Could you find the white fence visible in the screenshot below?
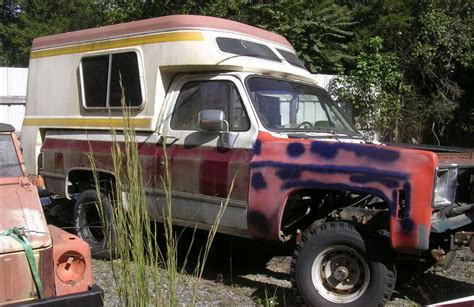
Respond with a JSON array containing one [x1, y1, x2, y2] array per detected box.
[[0, 67, 28, 133]]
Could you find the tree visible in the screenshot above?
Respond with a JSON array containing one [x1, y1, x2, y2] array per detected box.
[[332, 37, 413, 141], [241, 0, 355, 73], [410, 5, 473, 145], [0, 0, 101, 66], [337, 0, 473, 145]]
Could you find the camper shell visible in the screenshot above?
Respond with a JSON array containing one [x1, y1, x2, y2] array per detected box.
[[22, 15, 473, 306]]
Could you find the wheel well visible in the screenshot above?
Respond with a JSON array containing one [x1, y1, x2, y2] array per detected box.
[[280, 189, 389, 238], [67, 169, 116, 195]]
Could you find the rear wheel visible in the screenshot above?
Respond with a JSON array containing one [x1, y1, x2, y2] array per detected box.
[[73, 189, 116, 259], [291, 222, 395, 306]]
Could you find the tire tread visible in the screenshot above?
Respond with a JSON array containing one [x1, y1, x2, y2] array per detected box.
[[290, 222, 395, 306]]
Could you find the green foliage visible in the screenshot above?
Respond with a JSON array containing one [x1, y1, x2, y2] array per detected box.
[[241, 0, 354, 73], [95, 0, 247, 24], [410, 6, 472, 143], [334, 37, 410, 140], [340, 0, 416, 56], [338, 0, 473, 145], [254, 286, 279, 307], [0, 0, 100, 66]]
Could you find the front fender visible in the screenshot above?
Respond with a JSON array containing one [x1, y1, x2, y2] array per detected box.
[[247, 132, 437, 252]]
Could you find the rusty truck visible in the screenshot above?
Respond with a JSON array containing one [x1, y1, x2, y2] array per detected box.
[[0, 123, 103, 305], [21, 15, 473, 306]]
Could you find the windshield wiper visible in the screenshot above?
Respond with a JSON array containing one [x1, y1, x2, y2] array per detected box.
[[287, 131, 366, 141]]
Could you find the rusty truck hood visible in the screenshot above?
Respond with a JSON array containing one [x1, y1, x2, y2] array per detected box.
[[436, 150, 474, 168], [0, 177, 51, 253], [387, 143, 474, 168]]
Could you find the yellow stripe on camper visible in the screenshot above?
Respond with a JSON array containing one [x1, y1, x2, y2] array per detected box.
[[22, 117, 152, 129], [30, 31, 205, 59]]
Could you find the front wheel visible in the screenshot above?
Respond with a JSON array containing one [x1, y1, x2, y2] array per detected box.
[[291, 222, 395, 306], [73, 189, 116, 259]]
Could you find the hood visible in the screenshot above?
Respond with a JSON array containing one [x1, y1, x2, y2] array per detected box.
[[387, 143, 474, 168], [0, 177, 51, 254]]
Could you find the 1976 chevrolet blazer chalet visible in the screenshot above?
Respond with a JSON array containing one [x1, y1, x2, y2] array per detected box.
[[21, 15, 473, 306]]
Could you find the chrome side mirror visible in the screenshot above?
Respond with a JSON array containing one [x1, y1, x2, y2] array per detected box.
[[198, 109, 228, 132], [198, 109, 238, 149]]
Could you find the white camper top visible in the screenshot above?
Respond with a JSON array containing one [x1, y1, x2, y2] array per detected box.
[[24, 15, 314, 131]]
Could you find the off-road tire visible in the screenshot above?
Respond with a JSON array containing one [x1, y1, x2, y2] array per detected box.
[[73, 189, 116, 259], [291, 222, 395, 306]]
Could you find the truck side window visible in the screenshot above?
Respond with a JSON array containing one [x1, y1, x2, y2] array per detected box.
[[171, 81, 250, 131], [0, 135, 23, 177], [81, 55, 109, 108], [81, 52, 142, 108]]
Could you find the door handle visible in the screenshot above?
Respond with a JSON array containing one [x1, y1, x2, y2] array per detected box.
[[156, 135, 178, 146]]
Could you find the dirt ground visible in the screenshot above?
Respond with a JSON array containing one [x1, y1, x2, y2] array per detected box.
[[92, 230, 474, 306]]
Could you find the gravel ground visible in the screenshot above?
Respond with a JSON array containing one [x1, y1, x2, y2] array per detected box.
[[93, 232, 474, 306]]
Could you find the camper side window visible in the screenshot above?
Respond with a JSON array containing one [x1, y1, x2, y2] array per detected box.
[[81, 52, 143, 109], [171, 81, 250, 131]]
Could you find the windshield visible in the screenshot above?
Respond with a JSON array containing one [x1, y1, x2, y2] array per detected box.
[[0, 134, 23, 177], [246, 77, 356, 134]]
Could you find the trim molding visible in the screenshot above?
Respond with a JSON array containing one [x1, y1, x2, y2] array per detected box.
[[30, 31, 204, 59], [23, 117, 152, 129], [144, 187, 248, 209]]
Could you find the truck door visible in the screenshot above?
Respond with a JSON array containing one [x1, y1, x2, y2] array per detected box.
[[161, 75, 257, 235]]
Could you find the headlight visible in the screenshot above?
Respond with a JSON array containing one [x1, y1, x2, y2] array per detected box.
[[433, 166, 458, 208], [56, 251, 86, 284]]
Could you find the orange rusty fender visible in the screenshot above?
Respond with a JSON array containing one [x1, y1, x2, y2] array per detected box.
[[48, 225, 94, 296]]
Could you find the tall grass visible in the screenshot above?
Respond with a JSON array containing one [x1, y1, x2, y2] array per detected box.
[[88, 84, 232, 306], [89, 104, 161, 306]]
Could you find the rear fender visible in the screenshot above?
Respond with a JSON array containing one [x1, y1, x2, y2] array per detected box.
[[48, 225, 94, 296]]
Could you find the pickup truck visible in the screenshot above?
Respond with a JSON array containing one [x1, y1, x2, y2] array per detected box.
[[0, 123, 103, 306], [20, 15, 473, 306]]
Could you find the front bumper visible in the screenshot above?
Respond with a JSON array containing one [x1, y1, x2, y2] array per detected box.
[[431, 210, 474, 233], [8, 284, 103, 307]]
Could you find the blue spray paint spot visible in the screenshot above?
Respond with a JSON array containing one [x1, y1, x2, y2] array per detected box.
[[248, 211, 270, 235], [251, 160, 408, 180], [310, 141, 400, 162], [253, 139, 262, 155], [350, 175, 399, 189], [311, 141, 338, 159], [251, 172, 267, 190], [287, 142, 305, 157], [400, 218, 415, 233], [402, 182, 412, 216], [276, 168, 301, 180], [353, 145, 400, 162], [391, 190, 399, 216]]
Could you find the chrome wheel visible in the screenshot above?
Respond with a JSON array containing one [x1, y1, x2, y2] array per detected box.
[[311, 245, 370, 303]]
